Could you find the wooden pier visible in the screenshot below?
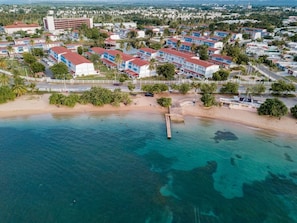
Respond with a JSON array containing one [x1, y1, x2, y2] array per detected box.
[[165, 114, 172, 139]]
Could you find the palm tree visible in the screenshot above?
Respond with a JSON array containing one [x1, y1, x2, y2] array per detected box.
[[148, 58, 156, 76], [0, 74, 9, 86], [115, 53, 122, 70], [176, 40, 181, 51], [191, 82, 200, 93], [125, 42, 132, 52], [0, 58, 7, 69], [6, 45, 14, 58], [45, 35, 51, 44], [30, 39, 35, 55], [12, 84, 27, 97], [191, 43, 197, 54], [119, 41, 125, 50], [28, 82, 38, 93]]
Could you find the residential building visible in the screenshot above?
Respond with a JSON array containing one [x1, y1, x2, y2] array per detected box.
[[207, 47, 221, 56], [157, 48, 219, 78], [43, 16, 93, 32], [192, 31, 201, 37], [89, 47, 107, 57], [166, 38, 195, 52], [137, 48, 157, 60], [182, 36, 223, 48], [49, 46, 95, 76], [183, 58, 220, 79], [0, 48, 8, 56], [157, 48, 193, 68], [0, 41, 12, 48], [4, 21, 41, 35], [213, 30, 230, 38], [65, 44, 83, 53], [12, 44, 30, 54], [208, 54, 233, 68], [101, 49, 134, 70], [241, 27, 267, 40], [100, 49, 154, 78], [231, 33, 243, 41], [125, 58, 154, 78]]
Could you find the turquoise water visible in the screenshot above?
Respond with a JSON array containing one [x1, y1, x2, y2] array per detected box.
[[0, 112, 296, 223]]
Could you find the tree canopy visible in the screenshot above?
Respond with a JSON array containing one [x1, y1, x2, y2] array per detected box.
[[201, 93, 216, 107], [50, 63, 71, 80], [178, 83, 191, 94], [0, 86, 15, 104], [291, 105, 297, 119], [142, 83, 168, 93], [220, 82, 239, 94], [31, 62, 45, 74], [157, 97, 172, 107], [212, 70, 230, 81], [270, 80, 296, 96], [23, 52, 37, 64], [258, 98, 288, 118], [199, 83, 217, 107], [156, 63, 175, 80]]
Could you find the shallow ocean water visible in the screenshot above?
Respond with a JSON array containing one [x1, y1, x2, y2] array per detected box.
[[0, 112, 296, 223]]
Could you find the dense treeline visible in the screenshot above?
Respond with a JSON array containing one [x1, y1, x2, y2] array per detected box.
[[49, 87, 131, 107], [0, 6, 49, 26]]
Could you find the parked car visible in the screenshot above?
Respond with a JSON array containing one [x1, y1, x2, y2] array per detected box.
[[145, 92, 154, 97]]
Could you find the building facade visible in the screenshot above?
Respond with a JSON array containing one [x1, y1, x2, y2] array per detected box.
[[157, 48, 219, 78], [49, 46, 95, 76], [43, 16, 93, 32], [4, 21, 41, 35]]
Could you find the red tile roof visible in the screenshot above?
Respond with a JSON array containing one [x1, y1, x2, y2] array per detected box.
[[182, 42, 192, 47], [159, 48, 193, 59], [5, 22, 40, 29], [104, 38, 116, 44], [107, 50, 134, 61], [51, 46, 71, 54], [211, 54, 233, 61], [125, 69, 139, 77], [131, 58, 149, 67], [186, 58, 215, 68], [101, 58, 116, 67], [207, 59, 230, 67], [62, 52, 92, 65], [139, 48, 157, 54], [168, 38, 179, 42], [208, 47, 219, 52], [90, 47, 106, 55]]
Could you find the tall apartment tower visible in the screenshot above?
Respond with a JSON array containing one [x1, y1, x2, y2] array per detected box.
[[43, 16, 93, 32]]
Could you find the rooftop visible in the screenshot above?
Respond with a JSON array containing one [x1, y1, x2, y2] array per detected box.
[[186, 58, 215, 68], [62, 52, 92, 65]]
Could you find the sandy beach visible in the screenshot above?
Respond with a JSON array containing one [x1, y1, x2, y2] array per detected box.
[[0, 93, 296, 135]]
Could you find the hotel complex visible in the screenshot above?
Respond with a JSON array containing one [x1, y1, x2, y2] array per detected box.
[[43, 16, 93, 32]]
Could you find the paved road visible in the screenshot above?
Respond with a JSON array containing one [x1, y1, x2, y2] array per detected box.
[[256, 65, 283, 81]]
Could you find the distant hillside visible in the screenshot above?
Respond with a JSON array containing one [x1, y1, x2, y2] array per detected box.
[[1, 0, 297, 6]]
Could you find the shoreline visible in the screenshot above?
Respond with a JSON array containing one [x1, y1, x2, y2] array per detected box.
[[0, 94, 296, 136]]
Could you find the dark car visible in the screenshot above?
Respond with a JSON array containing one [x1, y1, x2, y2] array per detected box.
[[145, 92, 154, 97]]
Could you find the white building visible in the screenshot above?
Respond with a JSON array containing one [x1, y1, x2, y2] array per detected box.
[[137, 48, 157, 60], [4, 21, 41, 35], [126, 58, 154, 78], [49, 46, 95, 76], [183, 58, 220, 79], [157, 48, 219, 78]]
